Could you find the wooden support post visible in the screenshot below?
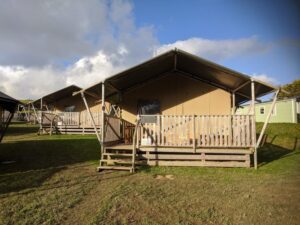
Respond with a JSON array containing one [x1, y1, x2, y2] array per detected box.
[[193, 115, 196, 153], [251, 79, 257, 169], [101, 83, 105, 153], [256, 90, 279, 148], [231, 92, 236, 115], [81, 92, 101, 143], [31, 102, 42, 131]]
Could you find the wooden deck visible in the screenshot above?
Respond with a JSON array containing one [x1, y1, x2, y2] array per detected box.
[[37, 112, 255, 169], [100, 144, 252, 169]]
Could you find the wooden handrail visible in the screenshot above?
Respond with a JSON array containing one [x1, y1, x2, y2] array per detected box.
[[131, 118, 141, 173], [139, 114, 254, 148]]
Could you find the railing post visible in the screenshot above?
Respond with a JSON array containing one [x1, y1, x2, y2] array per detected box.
[[101, 83, 105, 153], [193, 115, 196, 153], [131, 119, 140, 173], [251, 79, 257, 169], [136, 115, 140, 148]]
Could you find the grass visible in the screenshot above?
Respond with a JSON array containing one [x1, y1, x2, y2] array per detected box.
[[0, 122, 299, 225]]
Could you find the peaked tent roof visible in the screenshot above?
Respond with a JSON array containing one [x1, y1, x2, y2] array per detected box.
[[77, 49, 279, 104], [0, 91, 19, 112], [31, 85, 82, 107]]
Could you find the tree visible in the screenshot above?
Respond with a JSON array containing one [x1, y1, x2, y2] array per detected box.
[[278, 79, 300, 99]]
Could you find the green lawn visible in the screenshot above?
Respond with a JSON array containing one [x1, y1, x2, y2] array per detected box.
[[0, 122, 299, 225]]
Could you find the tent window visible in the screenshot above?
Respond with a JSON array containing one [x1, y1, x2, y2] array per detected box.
[[64, 105, 75, 112], [260, 107, 265, 115], [137, 100, 160, 124], [137, 100, 160, 115]]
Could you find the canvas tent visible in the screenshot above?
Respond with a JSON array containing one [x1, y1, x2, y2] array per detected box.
[[28, 85, 104, 134], [75, 49, 282, 171]]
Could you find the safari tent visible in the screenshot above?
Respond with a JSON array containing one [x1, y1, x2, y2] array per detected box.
[[0, 91, 19, 142], [75, 49, 282, 172], [29, 85, 103, 134]]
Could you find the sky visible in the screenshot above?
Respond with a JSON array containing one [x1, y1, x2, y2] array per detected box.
[[0, 0, 299, 99]]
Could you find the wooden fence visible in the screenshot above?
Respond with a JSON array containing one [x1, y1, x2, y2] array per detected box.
[[39, 111, 122, 142], [40, 111, 102, 127], [138, 115, 255, 148]]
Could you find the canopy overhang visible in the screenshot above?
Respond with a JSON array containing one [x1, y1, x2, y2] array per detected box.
[[0, 91, 19, 113], [31, 85, 82, 108], [77, 49, 280, 104]]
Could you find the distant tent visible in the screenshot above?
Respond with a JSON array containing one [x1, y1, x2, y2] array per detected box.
[[0, 91, 19, 142]]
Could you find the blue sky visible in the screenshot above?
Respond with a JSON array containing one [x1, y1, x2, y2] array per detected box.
[[0, 0, 299, 99], [134, 0, 300, 84]]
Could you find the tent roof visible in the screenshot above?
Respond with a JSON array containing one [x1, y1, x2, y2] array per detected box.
[[79, 49, 279, 104], [0, 91, 19, 112], [31, 85, 81, 107]]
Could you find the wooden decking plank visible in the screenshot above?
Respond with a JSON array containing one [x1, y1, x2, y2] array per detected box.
[[147, 160, 249, 167], [97, 166, 132, 171]]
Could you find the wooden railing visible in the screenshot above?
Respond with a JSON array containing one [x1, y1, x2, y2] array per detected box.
[[39, 111, 102, 127], [39, 111, 123, 142], [137, 115, 255, 148]]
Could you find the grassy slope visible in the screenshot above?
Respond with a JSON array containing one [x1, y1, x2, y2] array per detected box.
[[0, 122, 299, 225]]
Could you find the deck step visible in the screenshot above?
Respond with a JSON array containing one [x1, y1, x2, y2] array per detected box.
[[105, 148, 133, 151], [97, 166, 133, 171], [105, 145, 133, 150], [99, 145, 136, 173], [103, 153, 133, 157], [100, 159, 132, 164], [100, 159, 144, 165]]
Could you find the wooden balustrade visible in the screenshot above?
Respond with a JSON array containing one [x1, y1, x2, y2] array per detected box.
[[138, 114, 255, 148], [40, 111, 102, 127]]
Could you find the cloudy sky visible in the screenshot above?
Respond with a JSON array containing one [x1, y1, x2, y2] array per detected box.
[[0, 0, 299, 99]]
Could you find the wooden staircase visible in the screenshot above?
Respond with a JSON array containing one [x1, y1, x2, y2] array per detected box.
[[97, 145, 136, 172], [97, 119, 140, 173]]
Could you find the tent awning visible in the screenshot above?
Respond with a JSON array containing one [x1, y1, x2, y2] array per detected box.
[[78, 49, 279, 104], [31, 85, 82, 108], [0, 91, 19, 112]]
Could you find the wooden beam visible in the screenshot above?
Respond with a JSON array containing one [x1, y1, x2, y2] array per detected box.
[[256, 90, 279, 148], [80, 92, 101, 143], [106, 81, 121, 93], [175, 69, 232, 92], [251, 79, 257, 169], [233, 80, 251, 92], [73, 89, 100, 99], [232, 92, 236, 114], [193, 115, 196, 153], [101, 83, 105, 145], [30, 102, 40, 124], [111, 70, 173, 96]]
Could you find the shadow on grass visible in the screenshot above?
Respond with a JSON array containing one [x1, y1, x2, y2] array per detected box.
[[258, 135, 299, 168], [0, 138, 99, 194], [5, 122, 39, 137]]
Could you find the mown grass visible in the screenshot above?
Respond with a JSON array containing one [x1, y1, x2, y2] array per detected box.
[[0, 122, 299, 225]]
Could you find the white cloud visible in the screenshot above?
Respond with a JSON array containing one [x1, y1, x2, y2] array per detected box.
[[0, 0, 109, 66], [252, 73, 277, 85], [0, 0, 158, 99], [0, 0, 270, 100], [155, 37, 268, 61], [0, 65, 65, 99]]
